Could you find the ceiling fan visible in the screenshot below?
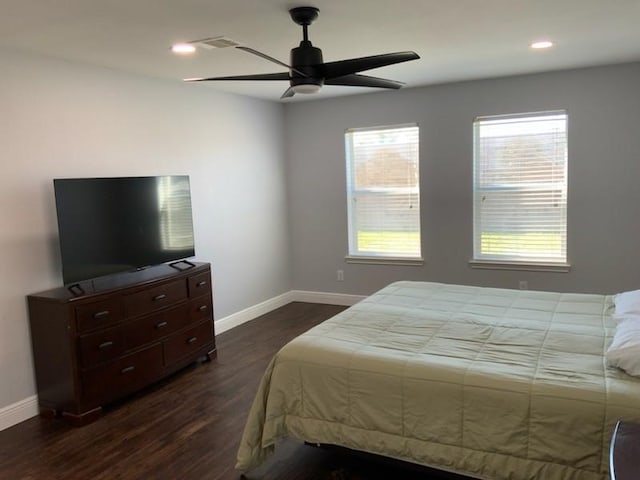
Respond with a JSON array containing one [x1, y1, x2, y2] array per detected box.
[[185, 6, 420, 99]]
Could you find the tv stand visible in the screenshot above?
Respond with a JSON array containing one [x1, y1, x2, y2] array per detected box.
[[169, 259, 196, 270], [27, 262, 215, 425], [67, 283, 85, 296]]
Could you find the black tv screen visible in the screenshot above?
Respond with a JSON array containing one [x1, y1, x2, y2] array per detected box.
[[54, 175, 195, 285]]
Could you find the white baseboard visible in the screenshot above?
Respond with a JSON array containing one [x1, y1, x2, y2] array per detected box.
[[2, 289, 363, 431], [214, 291, 295, 334], [213, 290, 364, 334], [289, 290, 366, 306], [0, 395, 38, 432]]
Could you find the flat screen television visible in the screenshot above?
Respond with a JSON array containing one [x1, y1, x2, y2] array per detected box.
[[53, 175, 195, 285]]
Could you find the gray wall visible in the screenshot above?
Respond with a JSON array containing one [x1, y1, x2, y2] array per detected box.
[[3, 47, 640, 417], [0, 48, 290, 410], [284, 63, 640, 296]]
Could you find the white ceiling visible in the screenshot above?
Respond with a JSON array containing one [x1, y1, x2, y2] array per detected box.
[[2, 1, 640, 102]]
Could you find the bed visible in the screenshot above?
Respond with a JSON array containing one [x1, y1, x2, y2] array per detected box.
[[235, 281, 640, 479]]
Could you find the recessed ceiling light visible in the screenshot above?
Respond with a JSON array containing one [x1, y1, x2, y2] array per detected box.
[[530, 41, 554, 50], [171, 43, 196, 54]]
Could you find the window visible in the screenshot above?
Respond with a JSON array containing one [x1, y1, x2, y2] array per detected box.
[[345, 124, 421, 263], [472, 111, 568, 269]]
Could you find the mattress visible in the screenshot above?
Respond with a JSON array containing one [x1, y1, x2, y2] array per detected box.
[[236, 281, 640, 479]]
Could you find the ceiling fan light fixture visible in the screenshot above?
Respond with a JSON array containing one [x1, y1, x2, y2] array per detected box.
[[291, 83, 321, 94]]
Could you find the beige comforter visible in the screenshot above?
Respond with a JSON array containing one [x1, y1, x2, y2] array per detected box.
[[236, 281, 640, 479]]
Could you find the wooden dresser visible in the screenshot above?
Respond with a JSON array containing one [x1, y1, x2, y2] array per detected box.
[[27, 261, 215, 425]]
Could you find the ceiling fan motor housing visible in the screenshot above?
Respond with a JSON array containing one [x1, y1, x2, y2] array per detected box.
[[290, 41, 324, 88]]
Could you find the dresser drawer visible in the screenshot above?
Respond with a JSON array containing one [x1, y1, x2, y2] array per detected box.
[[124, 279, 188, 318], [124, 303, 190, 351], [78, 326, 126, 368], [82, 343, 164, 405], [188, 271, 211, 298], [75, 298, 123, 333], [163, 320, 213, 365], [188, 294, 213, 323]]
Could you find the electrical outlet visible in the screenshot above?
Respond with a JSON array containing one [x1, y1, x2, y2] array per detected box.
[[518, 280, 528, 290], [337, 269, 344, 281]]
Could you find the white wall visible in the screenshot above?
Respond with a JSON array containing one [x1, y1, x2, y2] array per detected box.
[[0, 48, 291, 411], [284, 62, 640, 296]]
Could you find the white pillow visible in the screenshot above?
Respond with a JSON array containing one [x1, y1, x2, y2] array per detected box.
[[607, 317, 640, 377], [614, 289, 640, 316]]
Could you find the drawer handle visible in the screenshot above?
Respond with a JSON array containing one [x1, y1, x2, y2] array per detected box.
[[198, 305, 208, 312], [152, 294, 167, 302], [120, 366, 135, 374], [93, 310, 110, 319], [186, 336, 198, 345], [98, 341, 114, 350], [155, 321, 168, 329], [196, 281, 207, 288]]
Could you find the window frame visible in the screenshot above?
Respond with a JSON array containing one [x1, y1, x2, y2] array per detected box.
[[344, 123, 423, 265], [470, 110, 570, 272]]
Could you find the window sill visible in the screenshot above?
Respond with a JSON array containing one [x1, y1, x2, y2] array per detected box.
[[469, 260, 571, 273], [345, 255, 424, 266]]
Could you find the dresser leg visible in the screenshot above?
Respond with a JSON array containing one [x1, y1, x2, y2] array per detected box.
[[62, 407, 103, 426], [38, 407, 58, 420], [205, 347, 217, 362]]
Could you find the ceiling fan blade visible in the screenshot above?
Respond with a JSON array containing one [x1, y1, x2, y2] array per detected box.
[[321, 51, 419, 79], [236, 46, 308, 78], [324, 74, 404, 89], [281, 87, 296, 99], [184, 72, 290, 82]]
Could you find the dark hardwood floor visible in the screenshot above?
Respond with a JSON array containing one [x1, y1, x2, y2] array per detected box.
[[0, 302, 471, 480]]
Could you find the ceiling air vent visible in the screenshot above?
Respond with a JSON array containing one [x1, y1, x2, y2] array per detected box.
[[194, 36, 241, 50]]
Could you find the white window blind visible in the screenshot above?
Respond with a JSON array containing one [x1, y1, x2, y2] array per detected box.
[[345, 124, 421, 259], [473, 111, 568, 264]]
